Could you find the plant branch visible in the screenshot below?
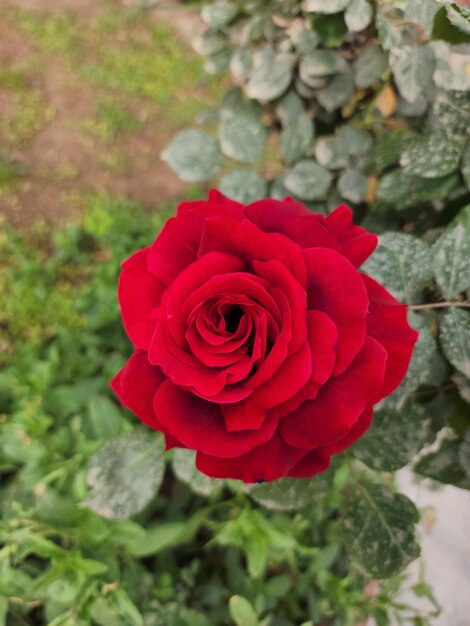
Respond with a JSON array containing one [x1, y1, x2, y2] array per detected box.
[[408, 301, 470, 311]]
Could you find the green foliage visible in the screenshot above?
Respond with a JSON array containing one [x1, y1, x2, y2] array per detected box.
[[0, 195, 438, 625]]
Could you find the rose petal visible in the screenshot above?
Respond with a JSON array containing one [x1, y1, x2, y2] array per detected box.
[[362, 274, 419, 401], [110, 350, 165, 430], [304, 247, 368, 375], [280, 336, 387, 449], [118, 248, 166, 350], [195, 432, 306, 482], [324, 405, 374, 455], [154, 380, 277, 458], [323, 205, 378, 268], [307, 310, 338, 393], [286, 449, 331, 478]]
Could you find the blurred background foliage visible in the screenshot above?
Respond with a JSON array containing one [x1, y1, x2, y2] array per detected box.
[[1, 0, 469, 624]]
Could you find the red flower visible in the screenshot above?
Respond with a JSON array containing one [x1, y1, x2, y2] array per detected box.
[[111, 191, 417, 483]]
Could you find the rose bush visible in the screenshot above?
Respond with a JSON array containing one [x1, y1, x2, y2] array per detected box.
[[112, 190, 417, 482]]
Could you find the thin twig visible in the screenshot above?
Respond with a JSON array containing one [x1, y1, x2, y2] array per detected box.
[[408, 301, 470, 311]]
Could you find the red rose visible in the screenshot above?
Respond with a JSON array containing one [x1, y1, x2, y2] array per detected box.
[[111, 191, 417, 483]]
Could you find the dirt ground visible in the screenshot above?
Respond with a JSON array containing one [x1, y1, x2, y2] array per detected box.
[[0, 0, 214, 230]]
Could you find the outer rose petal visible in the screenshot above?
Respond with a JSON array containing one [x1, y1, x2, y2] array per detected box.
[[362, 274, 419, 401], [280, 337, 387, 449], [244, 198, 310, 234], [195, 433, 306, 483], [118, 248, 166, 350], [304, 247, 368, 375], [324, 405, 374, 455], [286, 449, 331, 479], [110, 350, 165, 430], [154, 380, 278, 458], [323, 205, 378, 268]]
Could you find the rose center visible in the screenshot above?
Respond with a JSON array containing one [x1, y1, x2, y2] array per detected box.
[[224, 305, 244, 333]]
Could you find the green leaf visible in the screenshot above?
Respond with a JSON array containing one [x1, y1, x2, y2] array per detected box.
[[376, 7, 403, 49], [405, 0, 439, 37], [345, 0, 373, 32], [290, 25, 321, 54], [388, 313, 438, 406], [338, 169, 368, 203], [230, 48, 252, 83], [229, 595, 258, 626], [344, 484, 420, 579], [127, 512, 204, 557], [162, 130, 223, 182], [377, 169, 460, 208], [83, 432, 165, 520], [245, 51, 295, 102], [284, 160, 332, 200], [461, 141, 470, 188], [353, 402, 429, 471], [299, 50, 348, 85], [219, 170, 267, 203], [445, 2, 470, 35], [354, 45, 387, 88], [433, 224, 470, 299], [390, 45, 434, 103], [364, 130, 414, 174], [87, 396, 125, 439], [433, 41, 470, 91], [400, 132, 464, 178], [280, 112, 314, 164], [201, 1, 237, 29], [434, 90, 470, 139], [414, 438, 470, 489], [339, 125, 373, 156], [459, 430, 470, 478], [317, 72, 354, 112], [315, 134, 349, 170], [0, 596, 7, 626], [247, 473, 331, 512], [362, 233, 433, 303], [432, 6, 470, 44], [440, 308, 470, 378], [172, 449, 222, 497], [219, 111, 266, 163], [303, 0, 351, 13], [313, 13, 348, 47]]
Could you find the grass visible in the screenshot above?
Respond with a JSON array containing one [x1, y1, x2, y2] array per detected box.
[[0, 151, 27, 189]]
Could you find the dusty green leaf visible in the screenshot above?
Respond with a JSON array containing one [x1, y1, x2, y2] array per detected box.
[[433, 224, 470, 299], [414, 438, 470, 489], [345, 0, 373, 32], [445, 2, 470, 35], [377, 169, 460, 207], [353, 402, 429, 471], [315, 135, 349, 170], [362, 233, 433, 302], [280, 112, 314, 164], [434, 90, 470, 139], [299, 50, 348, 86], [461, 141, 470, 188], [303, 0, 351, 13], [364, 130, 414, 174], [162, 130, 223, 182], [247, 474, 331, 512], [440, 308, 470, 378], [338, 168, 368, 203], [245, 51, 294, 102], [354, 45, 387, 88], [345, 484, 420, 579], [172, 449, 222, 497], [201, 1, 238, 29], [284, 160, 332, 200], [83, 432, 165, 520], [400, 132, 464, 178], [317, 72, 354, 112], [390, 44, 434, 103], [405, 0, 439, 37], [219, 111, 266, 163]]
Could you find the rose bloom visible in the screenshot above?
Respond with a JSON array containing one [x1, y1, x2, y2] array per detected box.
[[111, 191, 417, 483]]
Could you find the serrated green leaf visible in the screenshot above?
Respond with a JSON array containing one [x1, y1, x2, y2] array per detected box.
[[284, 160, 332, 200], [229, 595, 258, 626], [400, 132, 464, 178], [364, 130, 414, 174], [303, 0, 351, 13], [162, 130, 223, 182], [245, 51, 294, 102], [299, 50, 348, 86], [201, 1, 238, 29], [219, 111, 266, 163], [433, 224, 470, 299], [280, 112, 314, 164], [345, 0, 373, 32], [377, 169, 460, 207], [414, 437, 470, 489], [390, 45, 434, 103], [440, 308, 470, 378], [317, 72, 354, 112], [247, 473, 331, 512], [387, 313, 438, 406], [353, 402, 429, 471], [446, 2, 470, 35], [354, 45, 387, 88], [338, 168, 368, 203], [172, 449, 222, 497], [362, 233, 433, 302], [344, 484, 420, 578], [83, 432, 165, 520]]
